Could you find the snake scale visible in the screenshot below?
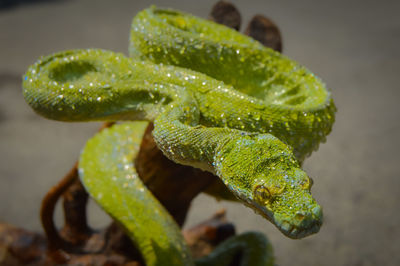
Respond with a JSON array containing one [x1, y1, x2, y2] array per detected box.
[[22, 6, 335, 266]]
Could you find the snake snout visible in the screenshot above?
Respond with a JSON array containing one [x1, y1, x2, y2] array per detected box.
[[275, 205, 323, 239]]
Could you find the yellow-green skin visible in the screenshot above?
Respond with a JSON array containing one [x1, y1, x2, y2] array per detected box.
[[22, 6, 335, 266]]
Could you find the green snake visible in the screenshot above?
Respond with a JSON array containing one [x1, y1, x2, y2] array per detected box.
[[22, 6, 335, 265]]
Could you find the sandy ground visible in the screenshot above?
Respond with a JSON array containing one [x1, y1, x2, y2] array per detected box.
[[1, 0, 399, 265]]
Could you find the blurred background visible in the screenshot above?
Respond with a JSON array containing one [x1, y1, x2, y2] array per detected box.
[[1, 0, 399, 265]]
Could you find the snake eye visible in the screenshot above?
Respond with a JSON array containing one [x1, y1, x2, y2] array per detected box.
[[254, 185, 272, 205], [300, 177, 313, 190]]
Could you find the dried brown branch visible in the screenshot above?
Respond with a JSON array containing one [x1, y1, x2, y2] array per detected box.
[[209, 1, 241, 30], [245, 15, 283, 52], [40, 161, 78, 254], [60, 178, 91, 246]]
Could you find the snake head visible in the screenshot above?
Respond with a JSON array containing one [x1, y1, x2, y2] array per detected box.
[[215, 133, 322, 239], [251, 168, 322, 239]]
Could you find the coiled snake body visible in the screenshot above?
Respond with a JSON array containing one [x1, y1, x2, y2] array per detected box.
[[23, 6, 335, 266]]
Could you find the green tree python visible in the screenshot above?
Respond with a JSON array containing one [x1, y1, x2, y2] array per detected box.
[[22, 6, 336, 266]]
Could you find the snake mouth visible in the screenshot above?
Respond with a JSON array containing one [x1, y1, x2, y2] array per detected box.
[[249, 201, 323, 239], [277, 219, 322, 239]]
